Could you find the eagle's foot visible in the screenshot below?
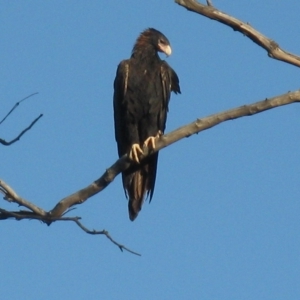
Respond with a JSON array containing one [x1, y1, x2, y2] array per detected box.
[[143, 136, 156, 150], [129, 143, 144, 163], [143, 131, 162, 152]]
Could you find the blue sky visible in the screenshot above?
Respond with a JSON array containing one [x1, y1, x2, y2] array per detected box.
[[1, 1, 300, 299]]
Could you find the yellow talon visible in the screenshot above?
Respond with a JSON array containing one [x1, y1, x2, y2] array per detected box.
[[129, 144, 144, 163], [143, 131, 162, 150], [143, 136, 156, 150]]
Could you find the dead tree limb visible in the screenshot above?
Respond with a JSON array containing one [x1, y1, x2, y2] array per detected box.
[[49, 89, 300, 217], [0, 208, 141, 256], [2, 90, 299, 218], [1, 91, 299, 253], [0, 93, 39, 125], [1, 93, 43, 146], [2, 3, 300, 253], [0, 114, 43, 146], [2, 89, 295, 218], [175, 0, 300, 68], [0, 179, 46, 215], [61, 217, 141, 256]]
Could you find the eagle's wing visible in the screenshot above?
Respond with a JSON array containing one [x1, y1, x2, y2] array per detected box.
[[113, 60, 129, 157], [159, 61, 181, 133]]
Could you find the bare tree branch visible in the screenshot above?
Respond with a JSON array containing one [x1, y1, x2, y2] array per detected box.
[[0, 209, 38, 220], [0, 93, 39, 125], [3, 3, 300, 253], [0, 208, 141, 255], [0, 169, 141, 255], [61, 217, 141, 256], [1, 93, 43, 146], [175, 0, 300, 68], [1, 89, 299, 253], [0, 179, 46, 215], [0, 114, 43, 146], [49, 89, 300, 217]]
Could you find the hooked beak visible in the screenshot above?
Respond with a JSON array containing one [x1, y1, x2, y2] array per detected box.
[[158, 43, 172, 56]]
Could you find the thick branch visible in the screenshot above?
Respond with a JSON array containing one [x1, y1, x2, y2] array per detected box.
[[2, 90, 299, 218], [0, 179, 46, 216], [175, 0, 300, 68], [49, 89, 300, 217], [0, 209, 38, 220], [1, 90, 299, 253]]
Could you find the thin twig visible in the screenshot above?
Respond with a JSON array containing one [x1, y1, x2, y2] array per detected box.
[[0, 113, 43, 146], [0, 208, 141, 256], [59, 217, 141, 256], [0, 92, 39, 125]]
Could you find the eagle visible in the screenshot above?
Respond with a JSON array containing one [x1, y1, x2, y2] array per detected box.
[[113, 28, 181, 221]]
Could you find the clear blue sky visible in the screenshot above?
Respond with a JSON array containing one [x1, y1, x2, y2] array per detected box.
[[1, 1, 300, 299]]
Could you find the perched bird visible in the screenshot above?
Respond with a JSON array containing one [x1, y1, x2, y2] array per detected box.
[[113, 28, 180, 221]]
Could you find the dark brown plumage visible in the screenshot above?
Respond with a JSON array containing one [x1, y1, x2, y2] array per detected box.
[[113, 28, 180, 221]]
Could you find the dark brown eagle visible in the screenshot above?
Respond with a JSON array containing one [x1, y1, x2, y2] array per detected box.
[[113, 28, 180, 221]]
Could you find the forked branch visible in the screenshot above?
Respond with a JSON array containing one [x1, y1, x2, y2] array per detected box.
[[2, 89, 299, 217], [175, 0, 300, 68], [49, 89, 300, 217], [0, 114, 43, 146], [1, 93, 43, 146], [0, 208, 141, 256], [2, 2, 300, 254], [1, 91, 299, 254]]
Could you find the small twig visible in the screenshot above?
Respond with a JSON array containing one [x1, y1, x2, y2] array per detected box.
[[206, 0, 213, 6], [61, 207, 77, 216], [59, 217, 141, 256], [0, 208, 141, 256], [0, 113, 43, 146], [0, 92, 39, 125], [1, 93, 42, 146]]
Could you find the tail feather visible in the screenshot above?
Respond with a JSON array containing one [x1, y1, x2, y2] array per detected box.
[[128, 170, 144, 221], [123, 153, 158, 221]]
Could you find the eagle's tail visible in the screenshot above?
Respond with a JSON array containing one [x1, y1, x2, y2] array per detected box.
[[123, 153, 158, 221]]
